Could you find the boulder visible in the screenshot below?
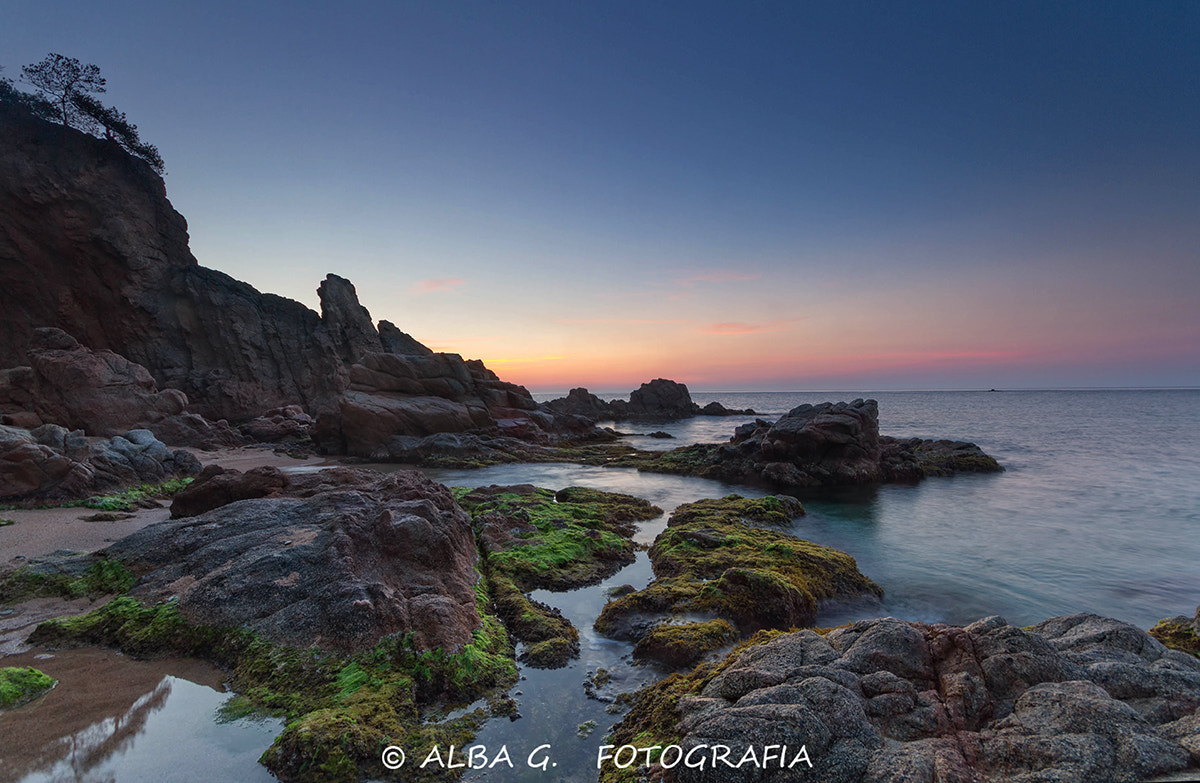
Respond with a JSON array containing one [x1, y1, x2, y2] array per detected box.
[[631, 400, 1002, 489], [105, 467, 481, 653], [23, 328, 188, 437], [236, 405, 314, 444], [0, 424, 199, 502], [634, 614, 1200, 782]]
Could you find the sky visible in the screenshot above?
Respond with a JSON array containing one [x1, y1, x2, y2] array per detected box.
[[3, 1, 1198, 392]]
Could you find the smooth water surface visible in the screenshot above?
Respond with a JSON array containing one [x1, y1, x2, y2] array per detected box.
[[1, 648, 281, 783], [5, 389, 1195, 782]]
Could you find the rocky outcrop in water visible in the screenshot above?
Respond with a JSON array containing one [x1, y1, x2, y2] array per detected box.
[[545, 379, 753, 422], [105, 467, 480, 653], [0, 425, 199, 502], [613, 613, 1200, 782], [621, 399, 1002, 489], [596, 495, 881, 669]]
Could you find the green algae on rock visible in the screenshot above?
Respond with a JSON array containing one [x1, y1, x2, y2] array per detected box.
[[0, 665, 56, 709], [595, 494, 880, 666], [457, 484, 662, 668], [0, 556, 135, 604], [1150, 615, 1200, 658], [30, 590, 516, 782]]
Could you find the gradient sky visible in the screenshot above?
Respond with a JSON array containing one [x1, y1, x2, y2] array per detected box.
[[4, 2, 1198, 392]]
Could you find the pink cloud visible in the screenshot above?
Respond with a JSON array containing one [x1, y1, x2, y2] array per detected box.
[[412, 277, 465, 294]]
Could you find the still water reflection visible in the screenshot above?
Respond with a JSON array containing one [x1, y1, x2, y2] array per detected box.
[[2, 648, 280, 783]]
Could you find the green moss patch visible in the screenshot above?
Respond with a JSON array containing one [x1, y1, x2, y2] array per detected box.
[[595, 495, 880, 666], [30, 591, 517, 782], [0, 558, 136, 604], [0, 666, 56, 709], [1149, 618, 1200, 658], [632, 619, 738, 668], [456, 485, 661, 669], [458, 484, 660, 591], [80, 477, 194, 512]]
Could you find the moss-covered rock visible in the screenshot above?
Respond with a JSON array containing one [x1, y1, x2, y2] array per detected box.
[[595, 495, 879, 666], [458, 484, 661, 590], [631, 619, 738, 668], [0, 556, 135, 604], [0, 665, 56, 708], [29, 591, 516, 782], [600, 629, 788, 782], [1149, 617, 1200, 658], [456, 484, 661, 669]]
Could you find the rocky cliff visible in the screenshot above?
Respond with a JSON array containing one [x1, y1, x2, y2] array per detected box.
[[0, 102, 577, 452]]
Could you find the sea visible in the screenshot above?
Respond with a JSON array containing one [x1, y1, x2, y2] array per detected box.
[[4, 389, 1198, 782]]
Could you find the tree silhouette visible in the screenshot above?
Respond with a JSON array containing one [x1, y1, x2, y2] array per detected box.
[[0, 65, 57, 121], [6, 55, 166, 175], [71, 92, 165, 174], [20, 53, 106, 130]]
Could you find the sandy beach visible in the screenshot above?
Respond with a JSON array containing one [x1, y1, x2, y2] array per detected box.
[[0, 447, 330, 567]]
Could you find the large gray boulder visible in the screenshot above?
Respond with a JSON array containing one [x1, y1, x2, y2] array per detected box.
[[106, 467, 481, 653], [651, 614, 1200, 782]]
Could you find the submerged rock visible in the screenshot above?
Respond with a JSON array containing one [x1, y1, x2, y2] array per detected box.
[[607, 613, 1200, 782], [105, 467, 480, 653]]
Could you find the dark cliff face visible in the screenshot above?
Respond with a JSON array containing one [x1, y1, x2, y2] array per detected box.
[[0, 103, 195, 367], [0, 104, 382, 421]]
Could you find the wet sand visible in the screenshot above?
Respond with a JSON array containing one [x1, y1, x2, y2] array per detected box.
[[0, 446, 331, 566], [0, 447, 335, 655]]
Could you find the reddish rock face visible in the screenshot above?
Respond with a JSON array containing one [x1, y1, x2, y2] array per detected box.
[[108, 467, 482, 653], [23, 328, 186, 437], [0, 105, 578, 453], [0, 106, 385, 421]]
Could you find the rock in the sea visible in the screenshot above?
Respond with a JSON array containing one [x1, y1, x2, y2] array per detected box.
[[596, 495, 881, 667], [106, 467, 480, 653], [612, 613, 1200, 782], [622, 399, 1002, 489], [0, 424, 199, 502], [545, 379, 754, 423]]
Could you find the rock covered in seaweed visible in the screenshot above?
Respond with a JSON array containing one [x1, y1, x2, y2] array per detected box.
[[608, 613, 1200, 783], [105, 467, 481, 653], [595, 494, 881, 668], [458, 484, 663, 669]]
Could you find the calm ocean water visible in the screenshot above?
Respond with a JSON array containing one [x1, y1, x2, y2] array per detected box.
[[441, 388, 1200, 783], [532, 388, 1200, 628], [10, 389, 1198, 782]]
